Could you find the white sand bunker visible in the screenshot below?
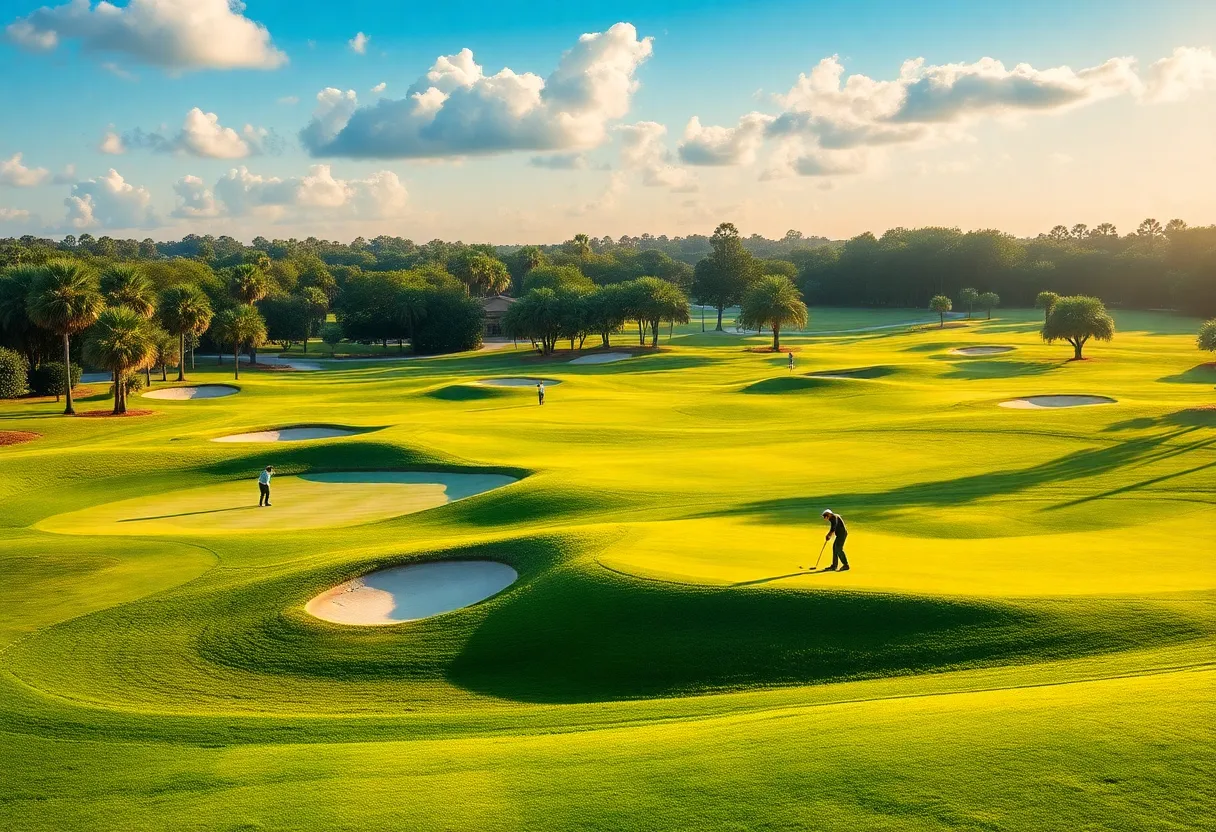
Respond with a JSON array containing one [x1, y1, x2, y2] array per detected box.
[[306, 560, 518, 626], [569, 352, 633, 365], [475, 377, 562, 387], [143, 384, 238, 401], [213, 425, 359, 443], [950, 346, 1015, 356], [1000, 395, 1116, 409]]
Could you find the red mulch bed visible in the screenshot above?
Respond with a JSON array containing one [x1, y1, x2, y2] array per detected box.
[[0, 431, 39, 446], [246, 364, 297, 372], [75, 409, 156, 418]]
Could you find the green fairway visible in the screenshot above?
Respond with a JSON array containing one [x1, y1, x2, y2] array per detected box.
[[2, 306, 1214, 831]]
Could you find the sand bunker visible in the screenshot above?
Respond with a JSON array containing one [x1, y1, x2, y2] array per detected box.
[[475, 377, 562, 387], [306, 560, 518, 626], [143, 384, 238, 401], [950, 346, 1015, 356], [212, 425, 359, 443], [569, 352, 632, 365], [999, 395, 1116, 409], [37, 471, 518, 536]]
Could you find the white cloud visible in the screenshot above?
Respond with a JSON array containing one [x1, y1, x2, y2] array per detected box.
[[100, 61, 136, 80], [121, 108, 276, 158], [99, 130, 126, 155], [529, 153, 592, 169], [371, 81, 386, 94], [569, 171, 626, 216], [6, 0, 286, 71], [617, 122, 697, 191], [175, 164, 408, 221], [53, 163, 78, 185], [64, 169, 157, 229], [679, 113, 771, 165], [0, 153, 51, 187], [0, 207, 32, 222], [302, 22, 653, 158], [278, 95, 299, 105], [1142, 46, 1216, 103], [349, 32, 369, 54]]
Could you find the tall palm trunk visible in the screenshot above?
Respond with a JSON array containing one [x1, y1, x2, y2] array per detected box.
[[177, 333, 186, 381], [62, 333, 75, 415]]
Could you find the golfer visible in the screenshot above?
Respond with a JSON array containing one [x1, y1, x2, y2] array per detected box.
[[537, 381, 545, 406], [258, 465, 274, 507], [821, 509, 850, 571], [787, 351, 795, 372]]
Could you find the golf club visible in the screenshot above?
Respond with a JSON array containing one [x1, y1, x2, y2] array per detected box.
[[802, 539, 830, 571]]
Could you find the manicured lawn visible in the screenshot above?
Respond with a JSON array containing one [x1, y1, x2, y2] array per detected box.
[[1, 307, 1213, 831]]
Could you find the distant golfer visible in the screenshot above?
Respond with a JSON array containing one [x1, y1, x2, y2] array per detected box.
[[821, 509, 850, 571], [537, 381, 545, 406], [258, 465, 274, 507], [787, 351, 795, 372]]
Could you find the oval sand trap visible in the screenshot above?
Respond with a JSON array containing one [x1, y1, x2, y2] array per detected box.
[[143, 384, 238, 401], [306, 560, 518, 626], [569, 352, 632, 365], [950, 346, 1015, 356], [213, 425, 358, 443], [999, 395, 1116, 409], [36, 471, 518, 535], [475, 377, 562, 387]]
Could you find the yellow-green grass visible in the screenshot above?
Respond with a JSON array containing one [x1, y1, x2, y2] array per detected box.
[[1, 307, 1214, 830]]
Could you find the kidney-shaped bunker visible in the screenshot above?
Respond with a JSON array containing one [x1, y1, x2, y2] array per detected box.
[[306, 560, 518, 625]]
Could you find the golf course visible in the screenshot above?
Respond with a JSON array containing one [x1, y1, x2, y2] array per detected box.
[[1, 305, 1213, 830]]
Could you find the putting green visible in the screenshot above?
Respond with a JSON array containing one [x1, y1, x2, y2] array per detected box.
[[36, 472, 518, 535]]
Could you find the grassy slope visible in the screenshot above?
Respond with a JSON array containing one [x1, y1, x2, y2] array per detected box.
[[1, 307, 1213, 830]]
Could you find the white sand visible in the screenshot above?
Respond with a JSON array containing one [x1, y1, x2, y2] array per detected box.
[[949, 346, 1015, 356], [569, 352, 633, 365], [212, 426, 359, 443], [306, 560, 518, 626], [999, 395, 1117, 409], [476, 377, 562, 387], [143, 384, 238, 400]]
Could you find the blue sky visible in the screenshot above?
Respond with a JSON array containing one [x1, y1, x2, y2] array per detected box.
[[1, 0, 1214, 242]]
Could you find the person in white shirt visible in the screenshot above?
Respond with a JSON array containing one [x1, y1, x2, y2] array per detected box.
[[537, 381, 545, 406], [258, 466, 274, 507]]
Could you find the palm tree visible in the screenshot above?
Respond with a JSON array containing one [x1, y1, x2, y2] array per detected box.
[[738, 275, 808, 351], [150, 325, 179, 382], [159, 285, 213, 381], [26, 260, 104, 415], [227, 263, 269, 304], [0, 265, 48, 365], [213, 304, 266, 380], [84, 306, 155, 415], [100, 264, 156, 317]]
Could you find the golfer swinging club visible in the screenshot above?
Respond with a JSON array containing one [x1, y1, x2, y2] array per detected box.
[[821, 509, 850, 571], [258, 465, 274, 507]]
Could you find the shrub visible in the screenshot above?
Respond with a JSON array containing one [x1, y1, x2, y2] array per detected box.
[[28, 362, 82, 400], [0, 348, 29, 398], [412, 290, 484, 355]]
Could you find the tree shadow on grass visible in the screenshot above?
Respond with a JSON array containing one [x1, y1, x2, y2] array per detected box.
[[938, 360, 1062, 380], [1104, 408, 1216, 432], [1159, 363, 1216, 385]]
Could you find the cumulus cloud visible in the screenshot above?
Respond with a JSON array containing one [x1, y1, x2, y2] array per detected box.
[[0, 153, 51, 187], [680, 47, 1215, 179], [0, 207, 33, 222], [173, 164, 408, 222], [302, 22, 653, 159], [349, 32, 369, 54], [617, 122, 697, 191], [99, 130, 126, 155], [371, 81, 386, 94], [121, 108, 279, 158], [64, 169, 157, 229], [6, 0, 286, 71]]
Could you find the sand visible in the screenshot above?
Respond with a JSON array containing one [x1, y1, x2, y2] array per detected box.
[[569, 352, 633, 365], [999, 395, 1117, 409], [143, 384, 239, 400], [950, 346, 1015, 356], [306, 560, 518, 626], [476, 377, 563, 387], [212, 426, 358, 443]]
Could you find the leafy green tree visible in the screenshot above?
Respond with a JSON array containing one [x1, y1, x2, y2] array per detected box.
[[259, 295, 312, 350], [693, 223, 758, 330], [0, 347, 28, 399], [630, 277, 690, 347], [0, 265, 55, 365], [150, 325, 179, 382], [1197, 319, 1216, 357], [1035, 291, 1060, 322], [449, 250, 511, 297], [227, 263, 269, 304], [28, 361, 80, 401], [159, 285, 213, 382], [100, 263, 156, 318], [411, 289, 484, 355], [959, 287, 979, 319], [26, 260, 104, 414], [523, 265, 594, 293], [584, 284, 629, 348], [84, 306, 155, 414], [503, 288, 563, 354], [298, 286, 330, 350], [1042, 295, 1115, 359], [321, 322, 344, 356], [978, 291, 1000, 320], [213, 304, 266, 380], [929, 295, 953, 328], [739, 275, 808, 351]]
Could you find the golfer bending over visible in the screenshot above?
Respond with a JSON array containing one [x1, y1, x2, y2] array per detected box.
[[258, 465, 274, 507], [821, 509, 850, 571]]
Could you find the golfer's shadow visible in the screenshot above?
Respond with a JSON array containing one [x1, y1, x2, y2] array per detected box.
[[730, 569, 834, 587], [118, 506, 257, 523]]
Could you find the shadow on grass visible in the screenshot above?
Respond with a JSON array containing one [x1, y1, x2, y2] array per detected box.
[[425, 384, 510, 402], [1105, 408, 1216, 432], [938, 360, 1063, 380], [1159, 363, 1216, 385]]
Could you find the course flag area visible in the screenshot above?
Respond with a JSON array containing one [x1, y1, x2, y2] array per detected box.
[[3, 3, 1216, 828]]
